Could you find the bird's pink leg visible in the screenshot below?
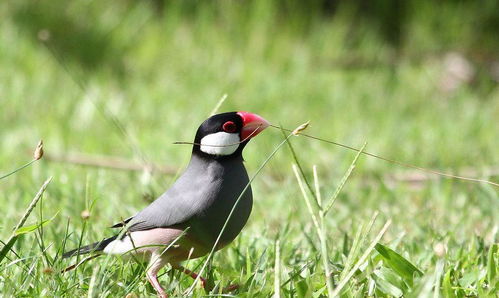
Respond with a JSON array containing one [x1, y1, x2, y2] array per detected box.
[[147, 252, 169, 298], [147, 272, 168, 298], [173, 265, 209, 289]]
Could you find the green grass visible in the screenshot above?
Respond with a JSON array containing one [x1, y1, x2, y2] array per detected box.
[[1, 0, 498, 297]]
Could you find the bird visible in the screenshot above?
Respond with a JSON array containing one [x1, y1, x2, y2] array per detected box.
[[62, 111, 270, 297]]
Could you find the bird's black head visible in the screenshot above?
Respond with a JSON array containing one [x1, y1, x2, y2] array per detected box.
[[192, 112, 269, 159]]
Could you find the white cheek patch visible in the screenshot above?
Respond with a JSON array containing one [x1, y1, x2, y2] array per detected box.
[[200, 132, 240, 156]]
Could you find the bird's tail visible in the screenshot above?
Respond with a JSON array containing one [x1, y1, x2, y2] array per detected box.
[[62, 235, 118, 258]]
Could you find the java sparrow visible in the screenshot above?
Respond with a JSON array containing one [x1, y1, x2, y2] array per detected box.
[[63, 111, 270, 297]]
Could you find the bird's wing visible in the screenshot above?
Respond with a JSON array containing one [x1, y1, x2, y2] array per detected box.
[[122, 167, 219, 233]]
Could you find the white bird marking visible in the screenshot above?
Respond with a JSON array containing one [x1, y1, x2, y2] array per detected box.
[[103, 236, 136, 255], [200, 132, 240, 156], [103, 228, 185, 256]]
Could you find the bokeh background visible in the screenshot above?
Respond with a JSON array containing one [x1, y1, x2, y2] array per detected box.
[[1, 0, 498, 296]]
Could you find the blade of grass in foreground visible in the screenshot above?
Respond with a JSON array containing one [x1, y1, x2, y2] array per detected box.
[[324, 142, 367, 216], [14, 212, 58, 236], [374, 243, 423, 286], [274, 239, 281, 298], [281, 124, 320, 209], [331, 219, 392, 297], [0, 177, 52, 263]]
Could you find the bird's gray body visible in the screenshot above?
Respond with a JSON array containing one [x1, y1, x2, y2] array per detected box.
[[128, 153, 253, 249], [62, 111, 270, 297]]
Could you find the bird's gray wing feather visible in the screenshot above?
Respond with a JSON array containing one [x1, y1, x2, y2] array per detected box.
[[124, 164, 220, 232]]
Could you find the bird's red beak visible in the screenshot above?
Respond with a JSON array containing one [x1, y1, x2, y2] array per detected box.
[[237, 112, 270, 140]]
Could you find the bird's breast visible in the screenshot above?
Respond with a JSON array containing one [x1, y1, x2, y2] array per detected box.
[[188, 159, 253, 248]]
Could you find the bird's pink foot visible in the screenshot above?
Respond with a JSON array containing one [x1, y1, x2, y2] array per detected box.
[[173, 265, 210, 289], [147, 272, 168, 298], [173, 265, 239, 293]]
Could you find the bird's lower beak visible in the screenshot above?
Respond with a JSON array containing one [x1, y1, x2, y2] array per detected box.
[[237, 112, 270, 140]]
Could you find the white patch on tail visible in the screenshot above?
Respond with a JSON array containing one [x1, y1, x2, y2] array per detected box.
[[200, 132, 240, 156], [103, 228, 184, 256], [103, 236, 136, 255]]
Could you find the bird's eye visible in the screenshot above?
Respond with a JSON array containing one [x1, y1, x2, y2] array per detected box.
[[222, 121, 237, 133]]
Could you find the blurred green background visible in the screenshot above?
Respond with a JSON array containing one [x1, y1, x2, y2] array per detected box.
[[1, 0, 498, 296]]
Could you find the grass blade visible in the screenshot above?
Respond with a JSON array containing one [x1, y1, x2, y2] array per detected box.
[[374, 243, 423, 286], [313, 165, 322, 208], [15, 212, 58, 236], [292, 165, 320, 231], [442, 269, 454, 298], [340, 211, 379, 280], [324, 142, 366, 216], [0, 177, 52, 263], [209, 94, 228, 116], [280, 125, 319, 208], [331, 219, 392, 297], [433, 259, 445, 298], [487, 243, 497, 284], [273, 239, 281, 298]]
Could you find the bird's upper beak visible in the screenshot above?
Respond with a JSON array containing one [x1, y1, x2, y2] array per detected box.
[[237, 112, 270, 140]]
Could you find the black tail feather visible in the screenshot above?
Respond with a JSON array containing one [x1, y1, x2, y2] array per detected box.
[[61, 254, 102, 273], [62, 236, 118, 258]]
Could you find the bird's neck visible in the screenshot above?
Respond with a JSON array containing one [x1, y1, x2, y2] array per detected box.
[[186, 152, 244, 177], [190, 150, 244, 164]]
